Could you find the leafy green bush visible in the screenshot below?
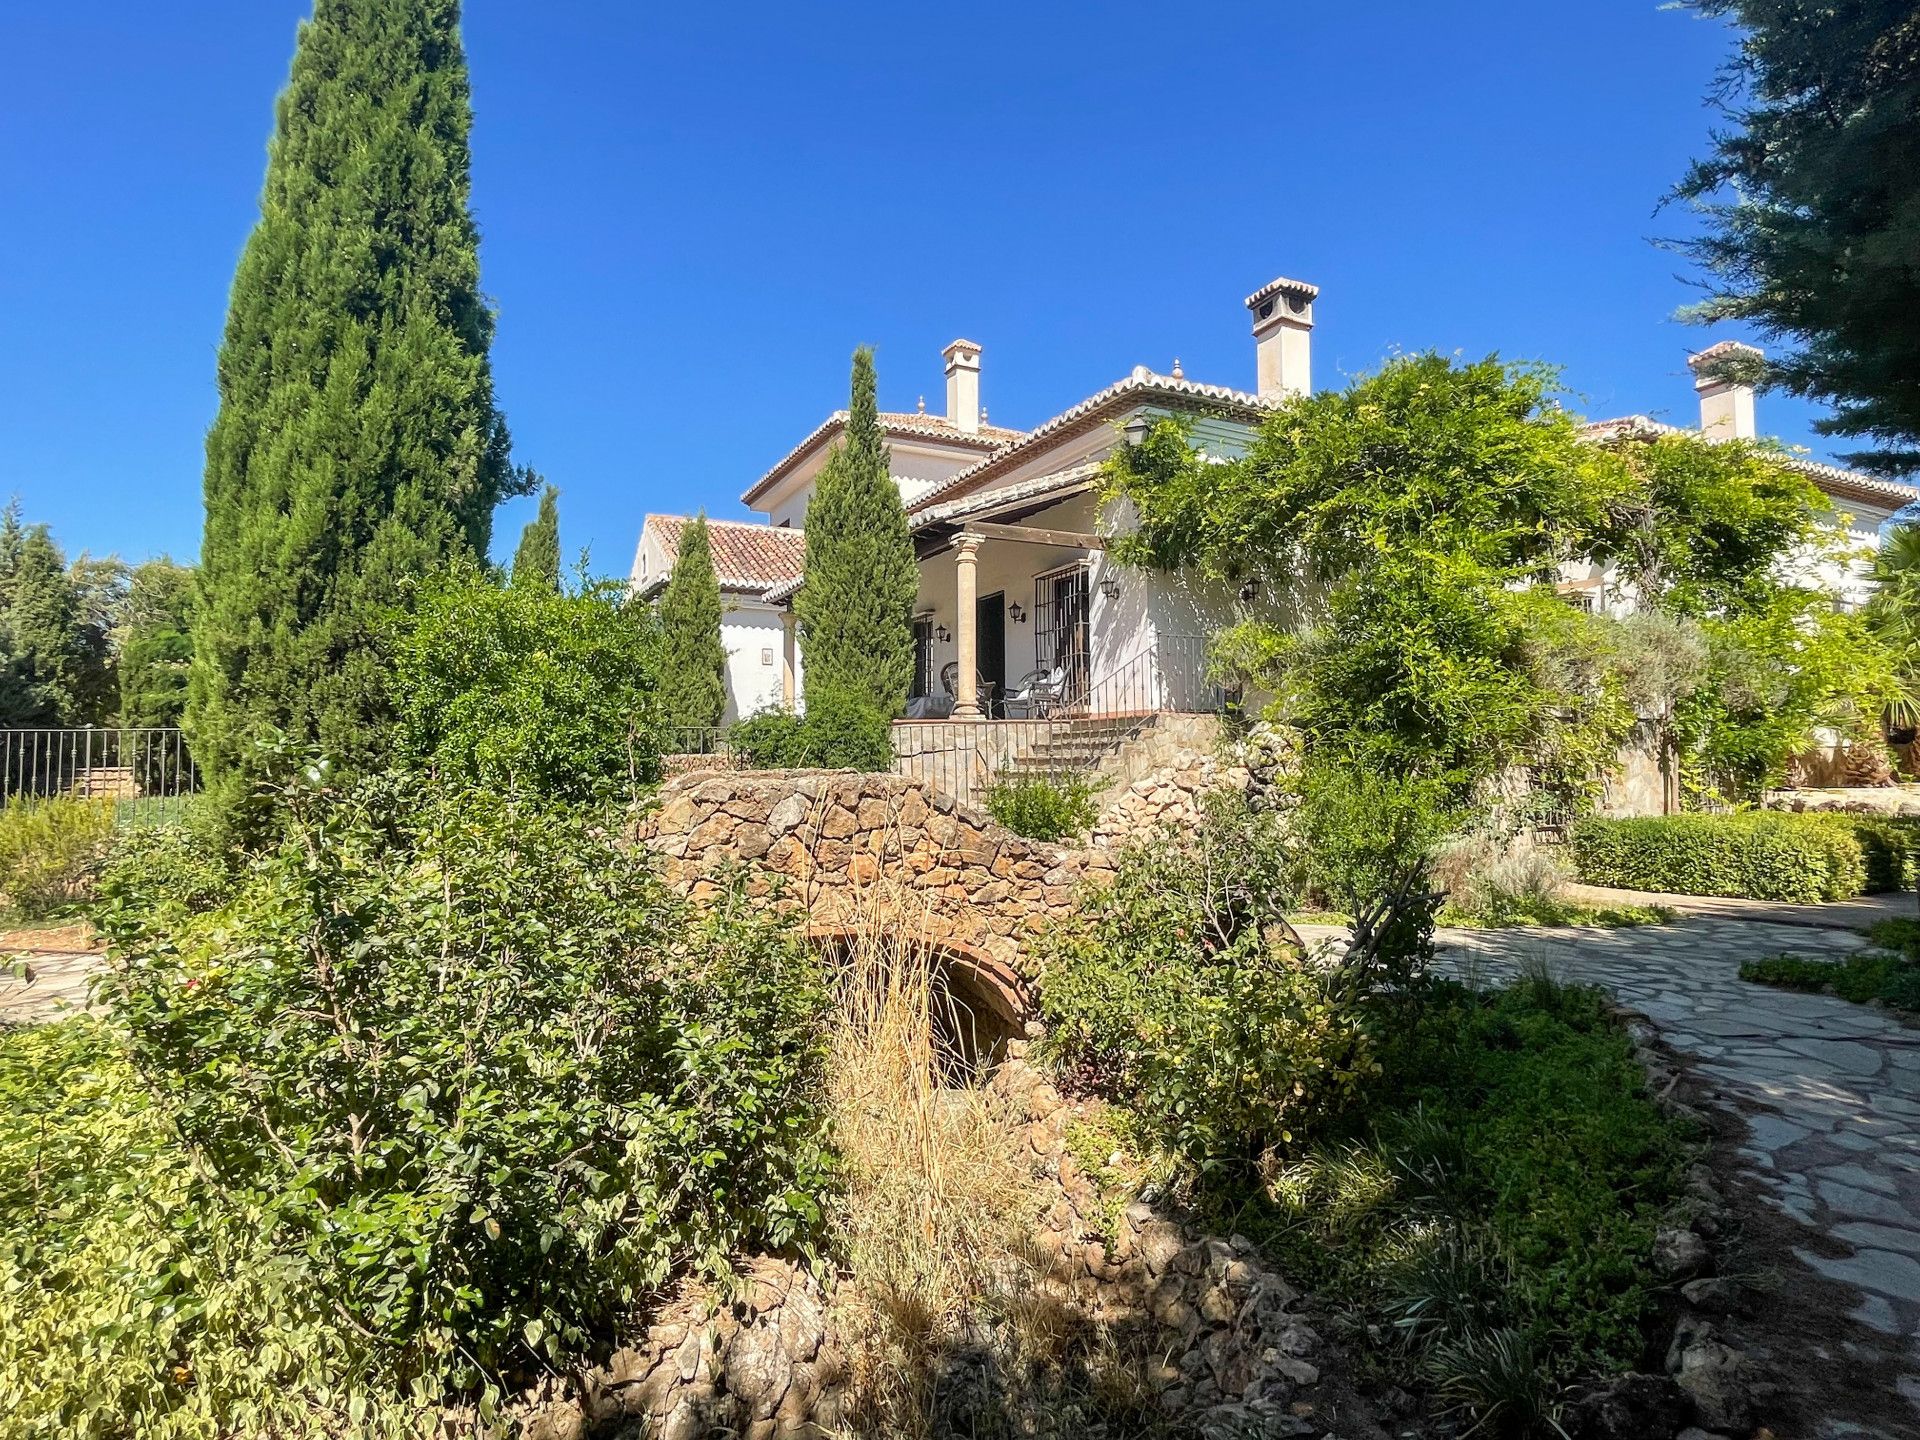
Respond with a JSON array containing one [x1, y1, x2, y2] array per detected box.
[[799, 684, 895, 770], [0, 795, 114, 918], [94, 770, 834, 1386], [395, 569, 662, 804], [1569, 811, 1886, 902], [984, 772, 1101, 842], [729, 689, 896, 772], [1232, 977, 1688, 1398], [730, 707, 809, 767], [0, 1019, 443, 1438], [1742, 948, 1920, 1012], [1823, 813, 1920, 892], [1039, 790, 1387, 1166]]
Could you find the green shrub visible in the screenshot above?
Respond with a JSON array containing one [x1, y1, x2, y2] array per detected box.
[[1568, 811, 1885, 902], [798, 684, 895, 770], [94, 770, 834, 1386], [730, 707, 809, 767], [1229, 977, 1687, 1398], [0, 1019, 445, 1438], [0, 795, 115, 918], [1820, 814, 1920, 892], [396, 569, 662, 805], [729, 690, 895, 772], [984, 772, 1101, 842], [1038, 790, 1385, 1166], [1742, 948, 1920, 1012]]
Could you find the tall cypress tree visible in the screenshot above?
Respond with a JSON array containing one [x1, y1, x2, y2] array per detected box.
[[191, 0, 514, 816], [511, 483, 561, 592], [655, 514, 727, 730], [796, 348, 917, 717]]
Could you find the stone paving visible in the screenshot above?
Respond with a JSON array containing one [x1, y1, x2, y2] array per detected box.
[[1428, 911, 1920, 1354], [0, 948, 102, 1025]]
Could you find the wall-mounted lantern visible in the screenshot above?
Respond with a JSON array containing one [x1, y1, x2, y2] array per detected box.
[[1008, 602, 1026, 623], [1099, 572, 1121, 601], [1122, 414, 1152, 449], [935, 624, 951, 643]]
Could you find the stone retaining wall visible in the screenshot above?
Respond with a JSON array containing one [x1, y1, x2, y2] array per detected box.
[[639, 769, 1114, 1015]]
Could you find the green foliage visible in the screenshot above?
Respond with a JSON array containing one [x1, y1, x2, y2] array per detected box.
[[1234, 979, 1688, 1399], [1038, 788, 1424, 1168], [118, 559, 196, 730], [984, 772, 1101, 842], [395, 569, 660, 804], [1434, 838, 1673, 929], [729, 706, 809, 768], [1672, 0, 1920, 473], [509, 483, 561, 593], [0, 1018, 451, 1439], [655, 514, 727, 730], [728, 690, 895, 772], [1742, 948, 1920, 1012], [1109, 355, 1883, 803], [0, 504, 118, 728], [797, 348, 918, 719], [1567, 811, 1916, 902], [800, 685, 895, 770], [93, 770, 835, 1387], [0, 795, 114, 918], [191, 0, 518, 825]]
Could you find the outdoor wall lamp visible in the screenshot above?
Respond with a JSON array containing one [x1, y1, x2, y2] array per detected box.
[[1008, 602, 1026, 623], [935, 624, 951, 643], [1122, 414, 1152, 449], [1099, 573, 1122, 601]]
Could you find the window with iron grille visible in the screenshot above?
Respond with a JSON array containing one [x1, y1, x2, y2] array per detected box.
[[911, 615, 934, 698], [1032, 564, 1090, 705]]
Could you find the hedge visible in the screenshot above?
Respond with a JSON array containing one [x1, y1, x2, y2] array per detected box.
[[1568, 812, 1919, 904]]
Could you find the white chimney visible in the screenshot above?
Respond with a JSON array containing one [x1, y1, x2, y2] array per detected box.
[[943, 338, 982, 433], [1244, 276, 1318, 399], [1688, 340, 1762, 440]]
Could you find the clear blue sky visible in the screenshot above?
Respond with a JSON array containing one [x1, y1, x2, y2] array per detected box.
[[0, 1, 1818, 572]]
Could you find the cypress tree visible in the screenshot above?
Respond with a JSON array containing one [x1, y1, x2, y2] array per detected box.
[[796, 348, 918, 717], [191, 0, 515, 818], [655, 514, 727, 730], [511, 482, 561, 591]]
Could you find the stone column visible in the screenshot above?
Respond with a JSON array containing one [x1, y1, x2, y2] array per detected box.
[[953, 532, 983, 719], [780, 610, 798, 708]]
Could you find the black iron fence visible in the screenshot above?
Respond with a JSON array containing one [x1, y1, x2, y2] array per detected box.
[[0, 727, 199, 817]]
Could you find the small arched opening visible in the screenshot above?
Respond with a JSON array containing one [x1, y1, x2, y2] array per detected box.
[[810, 927, 1027, 1085]]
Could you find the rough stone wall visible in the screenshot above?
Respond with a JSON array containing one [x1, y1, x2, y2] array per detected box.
[[1764, 784, 1920, 817], [1091, 721, 1294, 851], [639, 769, 1114, 1005], [530, 1055, 1403, 1440]]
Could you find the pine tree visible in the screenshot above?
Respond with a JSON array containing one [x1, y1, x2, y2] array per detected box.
[[191, 0, 515, 819], [655, 514, 727, 731], [1674, 1, 1920, 473], [796, 348, 917, 718], [0, 505, 88, 727], [119, 560, 197, 730], [511, 482, 561, 591]]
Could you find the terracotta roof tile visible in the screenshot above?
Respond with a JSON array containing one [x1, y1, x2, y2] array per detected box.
[[741, 410, 1027, 506], [643, 515, 805, 593]]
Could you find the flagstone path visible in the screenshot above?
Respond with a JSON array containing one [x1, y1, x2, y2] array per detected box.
[[1409, 902, 1920, 1435], [0, 947, 102, 1026]]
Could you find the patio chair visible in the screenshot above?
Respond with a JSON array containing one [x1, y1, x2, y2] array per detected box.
[[939, 662, 997, 715], [1003, 666, 1068, 719]]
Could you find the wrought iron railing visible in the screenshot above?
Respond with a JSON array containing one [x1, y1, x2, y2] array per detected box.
[[890, 635, 1230, 808], [0, 727, 199, 819]]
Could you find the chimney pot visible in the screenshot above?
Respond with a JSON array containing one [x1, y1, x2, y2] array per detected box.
[[1244, 275, 1318, 400], [1688, 340, 1762, 440], [943, 338, 982, 434]]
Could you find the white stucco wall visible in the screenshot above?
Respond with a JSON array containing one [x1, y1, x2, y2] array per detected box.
[[759, 437, 989, 528], [721, 599, 790, 724]]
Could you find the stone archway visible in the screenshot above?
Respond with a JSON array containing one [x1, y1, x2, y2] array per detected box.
[[639, 769, 1114, 1024]]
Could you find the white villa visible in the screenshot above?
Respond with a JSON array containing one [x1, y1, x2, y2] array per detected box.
[[632, 274, 1920, 739]]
